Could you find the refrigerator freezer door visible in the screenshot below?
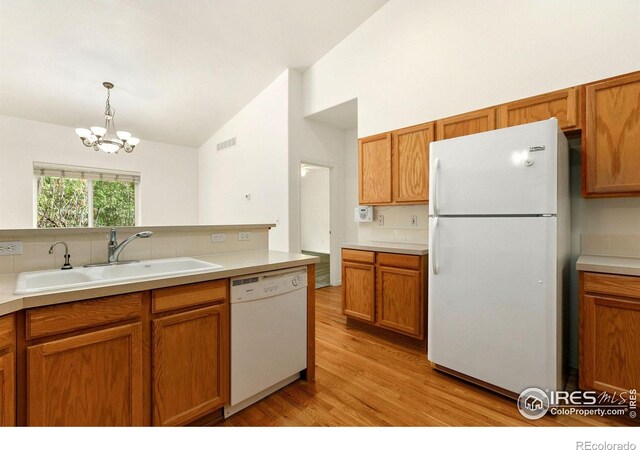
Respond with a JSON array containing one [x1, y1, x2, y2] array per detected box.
[[429, 119, 558, 216], [428, 216, 560, 393]]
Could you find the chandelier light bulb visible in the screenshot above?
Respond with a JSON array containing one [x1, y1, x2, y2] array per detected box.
[[75, 128, 91, 138], [116, 131, 131, 140], [90, 126, 106, 137]]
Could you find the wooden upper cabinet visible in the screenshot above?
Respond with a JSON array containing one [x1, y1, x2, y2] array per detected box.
[[435, 107, 496, 140], [497, 87, 580, 131], [392, 123, 433, 203], [152, 304, 229, 426], [359, 133, 392, 204], [582, 72, 640, 197], [27, 323, 143, 426]]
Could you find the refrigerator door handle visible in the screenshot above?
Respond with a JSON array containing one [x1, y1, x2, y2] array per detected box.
[[433, 158, 440, 216], [430, 216, 439, 275]]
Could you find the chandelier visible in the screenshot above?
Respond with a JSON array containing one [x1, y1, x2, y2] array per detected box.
[[75, 82, 139, 154]]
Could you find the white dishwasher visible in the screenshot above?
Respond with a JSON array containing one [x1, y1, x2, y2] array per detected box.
[[224, 267, 308, 418]]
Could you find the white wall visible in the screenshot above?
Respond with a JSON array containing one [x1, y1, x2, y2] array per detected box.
[[300, 167, 330, 254], [288, 69, 352, 284], [303, 0, 640, 137], [0, 115, 199, 228], [343, 128, 359, 245], [199, 71, 290, 251]]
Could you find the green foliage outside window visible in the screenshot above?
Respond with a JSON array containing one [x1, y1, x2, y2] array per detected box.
[[37, 176, 135, 228], [37, 177, 89, 228], [93, 180, 135, 227]]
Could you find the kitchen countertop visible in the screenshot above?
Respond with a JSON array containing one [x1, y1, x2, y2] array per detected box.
[[342, 241, 428, 256], [0, 250, 319, 316], [576, 254, 640, 277]]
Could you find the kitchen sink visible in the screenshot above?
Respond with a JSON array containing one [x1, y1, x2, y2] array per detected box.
[[15, 257, 223, 294]]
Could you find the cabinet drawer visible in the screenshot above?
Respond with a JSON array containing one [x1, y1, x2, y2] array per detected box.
[[26, 293, 142, 340], [152, 280, 227, 314], [342, 249, 375, 265], [0, 314, 14, 352], [377, 253, 421, 270], [583, 272, 640, 298]]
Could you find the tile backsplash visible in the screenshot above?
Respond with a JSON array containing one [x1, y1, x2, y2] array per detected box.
[[0, 226, 270, 275], [581, 234, 640, 258], [358, 205, 428, 244]]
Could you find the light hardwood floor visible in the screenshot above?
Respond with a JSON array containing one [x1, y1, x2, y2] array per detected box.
[[222, 286, 635, 426]]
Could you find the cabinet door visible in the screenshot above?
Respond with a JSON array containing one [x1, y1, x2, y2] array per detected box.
[[152, 305, 228, 426], [359, 133, 392, 204], [376, 266, 422, 338], [580, 293, 640, 394], [27, 323, 143, 426], [0, 351, 15, 427], [435, 107, 496, 141], [497, 87, 580, 131], [392, 123, 433, 203], [342, 261, 375, 322], [583, 72, 640, 197]]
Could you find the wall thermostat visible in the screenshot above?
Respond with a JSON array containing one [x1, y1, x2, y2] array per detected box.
[[355, 206, 373, 222]]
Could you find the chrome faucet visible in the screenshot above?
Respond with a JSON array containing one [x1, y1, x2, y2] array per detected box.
[[49, 241, 73, 270], [107, 228, 153, 263]]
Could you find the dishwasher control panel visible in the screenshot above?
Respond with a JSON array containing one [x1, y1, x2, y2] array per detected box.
[[230, 268, 308, 303]]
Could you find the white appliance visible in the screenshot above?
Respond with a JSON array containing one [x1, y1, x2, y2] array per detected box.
[[428, 118, 569, 395], [355, 205, 373, 222], [225, 267, 307, 417]]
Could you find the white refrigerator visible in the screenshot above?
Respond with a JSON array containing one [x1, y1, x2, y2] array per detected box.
[[428, 118, 569, 395]]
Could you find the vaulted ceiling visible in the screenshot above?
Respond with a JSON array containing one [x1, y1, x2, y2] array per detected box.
[[0, 0, 387, 147]]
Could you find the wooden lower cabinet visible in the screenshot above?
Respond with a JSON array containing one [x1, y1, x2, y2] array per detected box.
[[27, 323, 143, 426], [579, 272, 640, 395], [0, 314, 15, 427], [0, 351, 15, 427], [376, 266, 423, 338], [342, 261, 376, 323], [16, 279, 233, 427], [152, 304, 229, 426], [342, 249, 426, 341]]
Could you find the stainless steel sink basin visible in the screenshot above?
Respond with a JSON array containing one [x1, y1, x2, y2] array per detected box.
[[15, 257, 223, 294]]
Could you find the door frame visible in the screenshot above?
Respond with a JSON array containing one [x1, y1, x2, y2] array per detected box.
[[298, 159, 336, 286]]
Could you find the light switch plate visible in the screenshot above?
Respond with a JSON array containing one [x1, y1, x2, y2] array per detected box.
[[410, 215, 417, 226], [238, 232, 251, 241], [0, 241, 23, 255]]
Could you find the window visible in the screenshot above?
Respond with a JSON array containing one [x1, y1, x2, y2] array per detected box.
[[34, 164, 139, 228]]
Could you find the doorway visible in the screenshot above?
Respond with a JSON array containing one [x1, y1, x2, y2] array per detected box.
[[300, 163, 331, 289]]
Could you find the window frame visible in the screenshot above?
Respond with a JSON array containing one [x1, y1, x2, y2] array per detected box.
[[33, 171, 140, 229]]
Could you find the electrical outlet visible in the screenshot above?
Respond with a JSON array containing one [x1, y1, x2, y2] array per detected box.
[[410, 215, 417, 226], [377, 215, 384, 226], [0, 241, 23, 255], [238, 232, 251, 241], [211, 233, 226, 243]]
